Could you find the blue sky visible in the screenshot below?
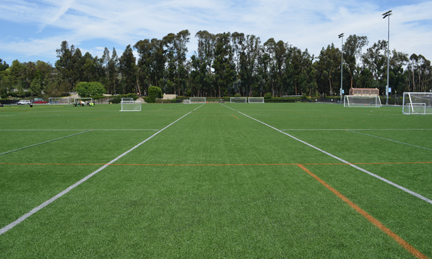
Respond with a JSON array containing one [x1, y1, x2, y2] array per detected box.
[[1, 0, 431, 65]]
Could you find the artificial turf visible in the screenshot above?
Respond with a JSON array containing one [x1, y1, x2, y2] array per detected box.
[[0, 102, 431, 258]]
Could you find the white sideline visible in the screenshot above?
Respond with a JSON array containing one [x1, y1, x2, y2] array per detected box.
[[222, 104, 432, 205], [0, 129, 160, 131], [281, 129, 432, 131], [0, 104, 204, 236], [0, 130, 93, 156], [347, 130, 432, 151]]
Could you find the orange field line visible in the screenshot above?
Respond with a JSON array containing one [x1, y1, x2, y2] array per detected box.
[[1, 161, 432, 167], [232, 114, 239, 119], [296, 164, 428, 259]]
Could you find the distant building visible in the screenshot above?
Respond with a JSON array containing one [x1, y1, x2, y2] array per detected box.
[[349, 88, 379, 96]]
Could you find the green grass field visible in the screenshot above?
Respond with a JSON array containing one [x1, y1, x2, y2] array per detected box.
[[0, 102, 431, 258]]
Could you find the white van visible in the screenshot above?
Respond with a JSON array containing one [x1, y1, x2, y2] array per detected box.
[[17, 100, 31, 105]]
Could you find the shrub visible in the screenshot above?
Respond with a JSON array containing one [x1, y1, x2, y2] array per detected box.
[[264, 92, 272, 99], [148, 86, 162, 103]]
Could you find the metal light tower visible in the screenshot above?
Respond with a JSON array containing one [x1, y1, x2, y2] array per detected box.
[[383, 10, 392, 105], [339, 33, 344, 103]]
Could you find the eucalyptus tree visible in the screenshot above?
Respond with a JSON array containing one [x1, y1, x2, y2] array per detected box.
[[195, 30, 216, 96], [231, 32, 261, 96], [212, 32, 236, 97], [264, 38, 286, 97], [361, 40, 387, 91], [134, 38, 166, 94], [389, 50, 408, 94], [119, 45, 137, 94], [103, 48, 119, 94], [256, 50, 270, 96], [55, 41, 85, 91], [343, 35, 368, 89], [315, 44, 340, 95], [162, 30, 190, 95], [408, 54, 431, 92]]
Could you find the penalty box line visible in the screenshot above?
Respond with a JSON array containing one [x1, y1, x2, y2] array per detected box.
[[221, 104, 432, 206], [0, 130, 93, 156], [0, 104, 204, 236]]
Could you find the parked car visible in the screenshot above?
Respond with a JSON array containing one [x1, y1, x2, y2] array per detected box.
[[17, 100, 32, 105], [32, 100, 47, 104]]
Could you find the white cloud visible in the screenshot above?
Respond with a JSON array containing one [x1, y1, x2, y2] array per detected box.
[[0, 0, 431, 64]]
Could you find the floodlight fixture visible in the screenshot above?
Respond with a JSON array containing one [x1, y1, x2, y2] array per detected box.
[[382, 10, 392, 18], [382, 10, 392, 105]]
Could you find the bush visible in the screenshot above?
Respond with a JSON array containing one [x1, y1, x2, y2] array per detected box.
[[264, 93, 272, 99], [148, 86, 162, 103]]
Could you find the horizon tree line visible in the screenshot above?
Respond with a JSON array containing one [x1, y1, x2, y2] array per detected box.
[[1, 30, 431, 99]]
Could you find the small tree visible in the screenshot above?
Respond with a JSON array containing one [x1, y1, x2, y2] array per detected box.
[[76, 82, 105, 97], [148, 85, 162, 103]]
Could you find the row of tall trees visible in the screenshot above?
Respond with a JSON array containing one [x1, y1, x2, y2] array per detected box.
[[1, 30, 431, 99]]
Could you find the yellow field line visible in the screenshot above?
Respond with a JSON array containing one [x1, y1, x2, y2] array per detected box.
[[232, 114, 239, 119], [296, 164, 427, 259]]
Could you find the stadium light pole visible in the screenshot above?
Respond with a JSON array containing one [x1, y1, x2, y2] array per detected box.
[[383, 10, 392, 106], [339, 33, 344, 103]]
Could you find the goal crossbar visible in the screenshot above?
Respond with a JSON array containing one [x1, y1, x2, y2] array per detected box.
[[248, 97, 264, 103], [230, 97, 247, 103], [344, 95, 381, 107]]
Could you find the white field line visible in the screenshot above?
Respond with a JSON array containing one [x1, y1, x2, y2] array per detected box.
[[0, 130, 93, 156], [347, 130, 432, 151], [0, 129, 159, 131], [221, 104, 432, 205], [0, 104, 204, 236], [281, 129, 432, 131]]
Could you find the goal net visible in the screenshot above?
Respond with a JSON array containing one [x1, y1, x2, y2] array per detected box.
[[49, 97, 71, 105], [230, 97, 247, 103], [183, 99, 191, 104], [190, 97, 206, 103], [120, 98, 141, 112], [403, 92, 432, 115], [344, 95, 381, 107], [248, 97, 264, 103]]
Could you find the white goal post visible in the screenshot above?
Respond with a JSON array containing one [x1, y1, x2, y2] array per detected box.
[[120, 98, 141, 112], [248, 97, 264, 103], [344, 95, 381, 107], [230, 97, 247, 103], [403, 92, 432, 115], [49, 97, 71, 105], [190, 97, 206, 103]]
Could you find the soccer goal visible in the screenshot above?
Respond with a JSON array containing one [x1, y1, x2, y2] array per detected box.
[[344, 95, 381, 107], [49, 97, 71, 105], [120, 98, 141, 112], [403, 92, 432, 115], [248, 97, 264, 103], [230, 97, 247, 103], [183, 99, 191, 104], [190, 97, 206, 103]]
